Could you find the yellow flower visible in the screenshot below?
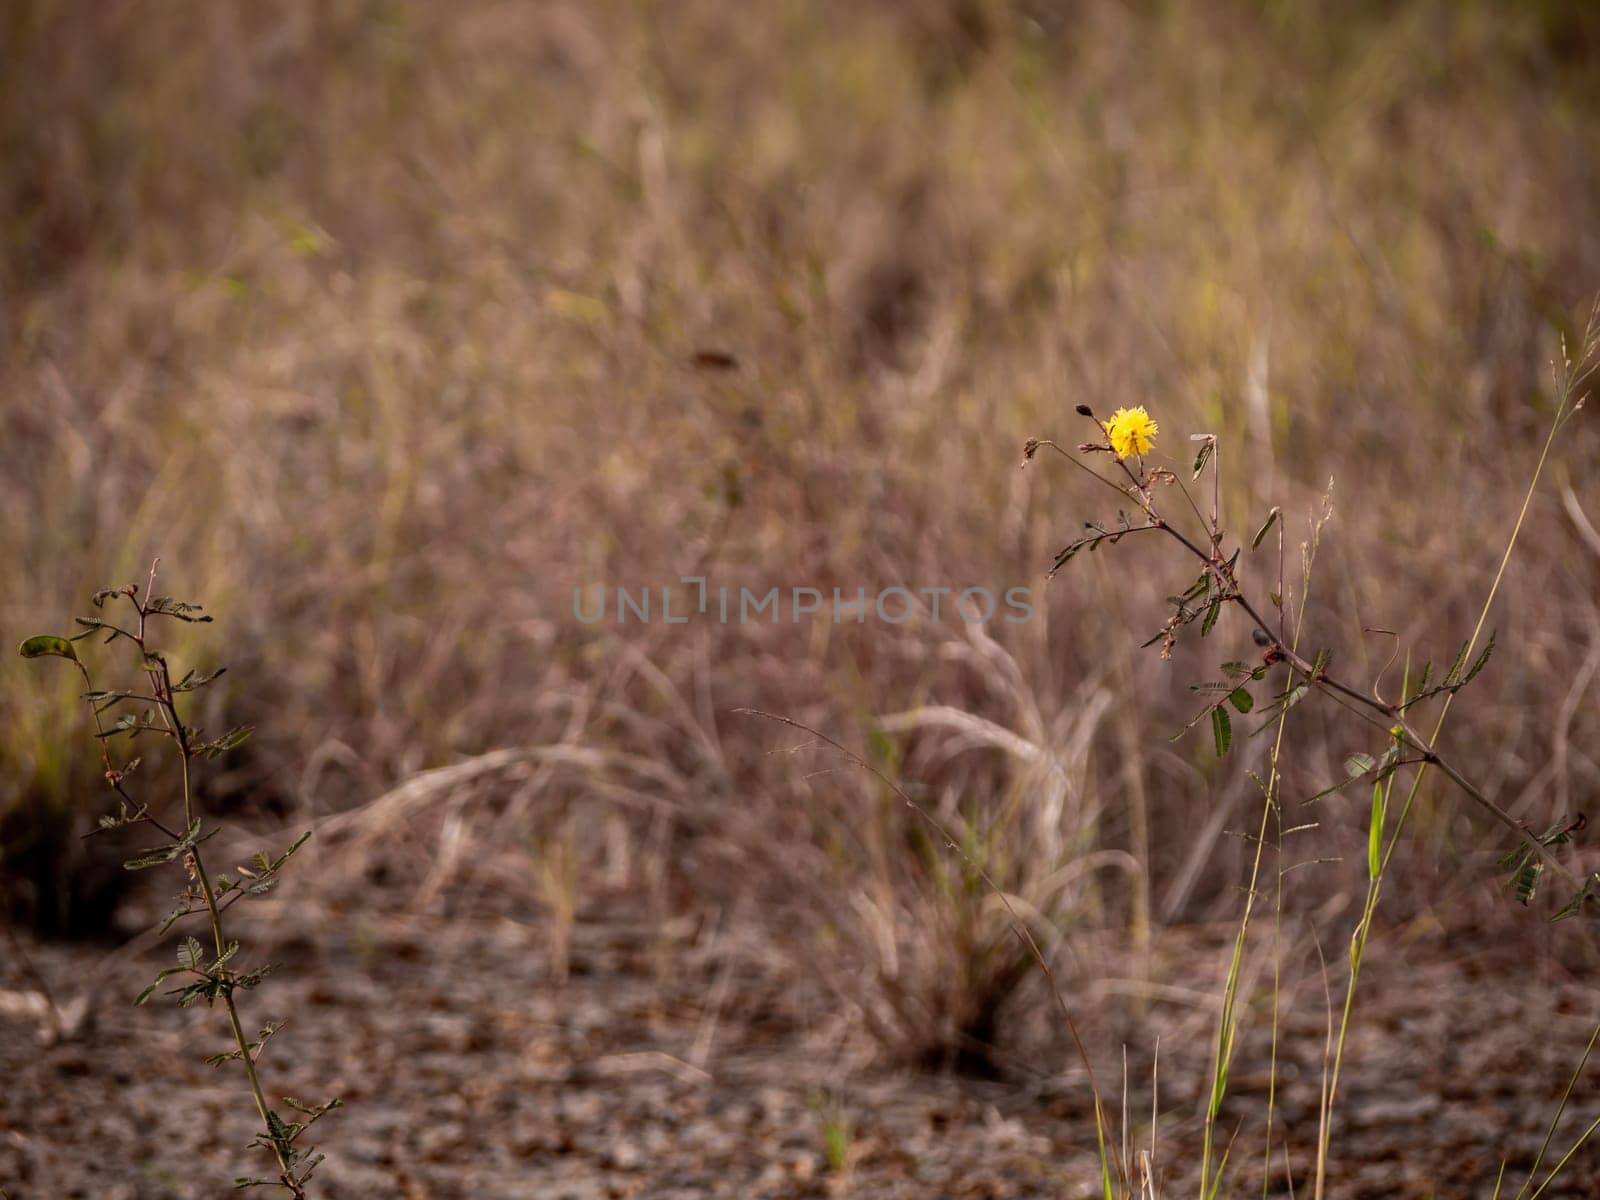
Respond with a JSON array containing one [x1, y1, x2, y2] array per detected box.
[[1103, 406, 1159, 459]]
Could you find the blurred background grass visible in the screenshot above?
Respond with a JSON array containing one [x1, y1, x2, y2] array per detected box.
[[4, 0, 1600, 1066]]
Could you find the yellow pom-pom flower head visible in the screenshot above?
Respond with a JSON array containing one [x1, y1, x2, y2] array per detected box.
[[1103, 406, 1159, 459]]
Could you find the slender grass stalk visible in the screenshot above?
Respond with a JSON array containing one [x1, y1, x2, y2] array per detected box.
[[1513, 1020, 1600, 1200], [1312, 342, 1589, 1198], [1198, 517, 1317, 1199], [1528, 1112, 1600, 1200], [1259, 758, 1287, 1200]]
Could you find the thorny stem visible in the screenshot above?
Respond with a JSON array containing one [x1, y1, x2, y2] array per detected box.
[[76, 654, 181, 844], [84, 575, 308, 1197], [164, 678, 298, 1191], [152, 653, 303, 1195], [1069, 409, 1585, 890], [1165, 518, 1579, 883]]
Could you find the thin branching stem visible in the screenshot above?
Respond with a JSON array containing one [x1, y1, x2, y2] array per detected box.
[[127, 594, 306, 1195], [1068, 407, 1583, 887], [39, 570, 316, 1197], [158, 661, 302, 1193]]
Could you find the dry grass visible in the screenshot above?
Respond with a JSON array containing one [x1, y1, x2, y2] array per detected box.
[[5, 0, 1600, 1144]]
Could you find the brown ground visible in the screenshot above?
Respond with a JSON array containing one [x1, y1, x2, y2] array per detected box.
[[5, 890, 1600, 1200]]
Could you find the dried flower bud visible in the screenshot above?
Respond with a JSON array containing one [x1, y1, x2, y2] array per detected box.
[[1074, 404, 1094, 417]]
